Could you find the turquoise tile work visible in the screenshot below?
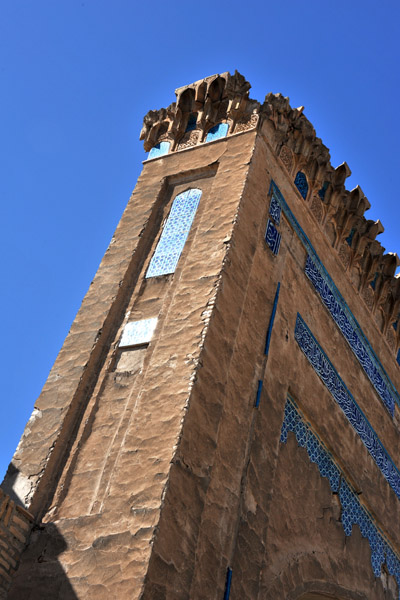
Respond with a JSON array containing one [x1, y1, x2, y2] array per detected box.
[[146, 188, 202, 278], [205, 122, 229, 142], [119, 317, 158, 347], [148, 141, 170, 159]]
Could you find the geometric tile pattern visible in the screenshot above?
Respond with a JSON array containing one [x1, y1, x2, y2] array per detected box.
[[146, 188, 202, 278], [205, 122, 229, 142], [305, 255, 396, 416], [295, 314, 400, 501], [294, 171, 309, 199], [269, 193, 281, 225], [265, 219, 281, 255], [119, 317, 158, 347], [280, 397, 341, 492], [280, 396, 400, 590], [148, 141, 170, 159], [268, 180, 400, 414]]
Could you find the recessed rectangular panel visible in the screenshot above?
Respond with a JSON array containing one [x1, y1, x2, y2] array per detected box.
[[119, 317, 157, 347]]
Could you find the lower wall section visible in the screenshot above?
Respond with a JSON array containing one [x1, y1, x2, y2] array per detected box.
[[281, 397, 400, 595], [230, 393, 399, 600], [0, 488, 33, 598]]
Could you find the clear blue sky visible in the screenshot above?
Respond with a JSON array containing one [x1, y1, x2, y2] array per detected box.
[[1, 0, 399, 480]]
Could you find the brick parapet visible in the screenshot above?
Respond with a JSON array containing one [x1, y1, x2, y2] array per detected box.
[[0, 488, 34, 597]]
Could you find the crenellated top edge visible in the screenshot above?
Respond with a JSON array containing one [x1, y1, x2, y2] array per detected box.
[[140, 71, 400, 363]]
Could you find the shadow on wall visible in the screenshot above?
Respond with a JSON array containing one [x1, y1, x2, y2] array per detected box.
[[1, 463, 28, 507], [7, 521, 79, 600]]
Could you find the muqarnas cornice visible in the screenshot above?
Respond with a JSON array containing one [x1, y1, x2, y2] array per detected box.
[[259, 87, 400, 352], [140, 70, 260, 152]]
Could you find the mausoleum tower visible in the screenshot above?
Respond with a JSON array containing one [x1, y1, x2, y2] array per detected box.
[[1, 71, 400, 599]]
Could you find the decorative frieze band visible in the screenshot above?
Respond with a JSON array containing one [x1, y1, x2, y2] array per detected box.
[[294, 314, 400, 501], [305, 256, 395, 415], [270, 180, 400, 415], [280, 397, 400, 589]]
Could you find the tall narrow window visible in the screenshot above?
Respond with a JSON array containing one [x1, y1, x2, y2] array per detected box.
[[186, 113, 198, 132], [148, 141, 170, 159], [146, 188, 202, 278], [206, 122, 229, 142], [294, 171, 309, 199]]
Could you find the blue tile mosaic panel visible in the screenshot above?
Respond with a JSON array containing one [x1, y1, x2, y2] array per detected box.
[[265, 219, 281, 255], [280, 398, 340, 492], [205, 122, 229, 142], [148, 141, 170, 159], [269, 180, 400, 414], [269, 193, 281, 225], [294, 171, 309, 199], [146, 188, 202, 278], [305, 255, 395, 415], [294, 314, 400, 501], [119, 317, 157, 347], [280, 396, 400, 592]]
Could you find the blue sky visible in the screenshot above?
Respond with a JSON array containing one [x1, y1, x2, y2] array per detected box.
[[1, 0, 399, 480]]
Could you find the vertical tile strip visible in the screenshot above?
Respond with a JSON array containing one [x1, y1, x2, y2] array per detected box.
[[223, 567, 233, 600], [265, 282, 280, 356], [255, 380, 263, 408]]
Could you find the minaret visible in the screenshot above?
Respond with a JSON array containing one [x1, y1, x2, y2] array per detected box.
[[2, 72, 400, 600]]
